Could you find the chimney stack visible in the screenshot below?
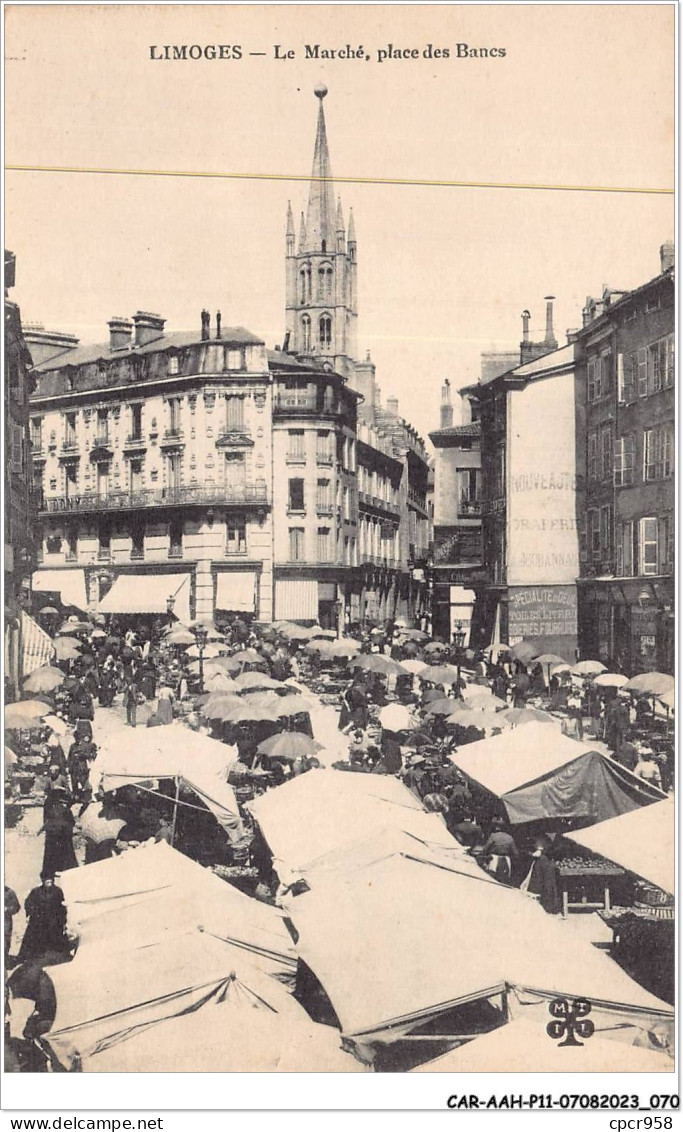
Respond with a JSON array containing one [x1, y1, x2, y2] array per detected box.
[[201, 310, 210, 341], [215, 311, 222, 339], [108, 316, 133, 351], [544, 296, 557, 348], [386, 395, 399, 416], [440, 379, 454, 429], [660, 240, 675, 273], [521, 310, 530, 345], [132, 311, 165, 347]]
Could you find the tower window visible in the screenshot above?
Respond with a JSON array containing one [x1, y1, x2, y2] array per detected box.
[[321, 240, 327, 254], [318, 264, 333, 299], [301, 314, 311, 352], [319, 314, 332, 349], [300, 264, 311, 304]]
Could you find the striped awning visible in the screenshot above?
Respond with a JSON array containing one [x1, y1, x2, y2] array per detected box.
[[98, 573, 191, 623], [32, 569, 88, 611], [274, 579, 318, 621], [20, 610, 55, 676]]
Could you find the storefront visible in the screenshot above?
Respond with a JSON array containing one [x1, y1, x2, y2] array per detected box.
[[577, 577, 674, 675]]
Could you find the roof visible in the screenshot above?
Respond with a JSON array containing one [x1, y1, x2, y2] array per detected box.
[[511, 341, 575, 378], [567, 798, 674, 894], [429, 422, 481, 441], [34, 328, 264, 372]]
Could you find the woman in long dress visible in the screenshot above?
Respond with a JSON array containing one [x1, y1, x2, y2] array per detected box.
[[39, 805, 78, 876]]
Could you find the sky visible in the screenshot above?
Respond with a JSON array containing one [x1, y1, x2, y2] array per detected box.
[[5, 4, 674, 445]]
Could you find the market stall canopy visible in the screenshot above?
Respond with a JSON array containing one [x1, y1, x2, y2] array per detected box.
[[32, 569, 88, 611], [622, 672, 675, 697], [247, 768, 454, 880], [44, 928, 296, 1071], [97, 572, 191, 623], [566, 798, 674, 895], [89, 723, 243, 839], [58, 841, 296, 972], [412, 1018, 671, 1073], [80, 992, 365, 1073], [448, 723, 665, 824], [286, 852, 673, 1045]]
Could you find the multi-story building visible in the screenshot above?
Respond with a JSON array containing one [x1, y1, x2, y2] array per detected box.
[[428, 380, 483, 642], [27, 86, 431, 629], [575, 243, 674, 673], [5, 250, 37, 691], [469, 301, 581, 658], [29, 312, 274, 623]]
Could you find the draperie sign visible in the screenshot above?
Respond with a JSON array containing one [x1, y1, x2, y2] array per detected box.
[[508, 585, 578, 639]]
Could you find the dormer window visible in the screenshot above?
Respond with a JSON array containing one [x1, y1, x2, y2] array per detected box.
[[168, 354, 179, 375]]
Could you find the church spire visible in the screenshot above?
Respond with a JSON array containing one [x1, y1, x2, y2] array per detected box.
[[286, 200, 295, 238], [304, 84, 335, 252], [298, 210, 307, 252]]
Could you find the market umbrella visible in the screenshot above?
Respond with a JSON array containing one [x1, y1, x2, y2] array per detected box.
[[235, 648, 267, 667], [462, 690, 506, 711], [5, 701, 50, 730], [423, 641, 448, 654], [58, 620, 91, 634], [417, 664, 460, 685], [199, 696, 243, 721], [378, 704, 415, 731], [593, 672, 629, 689], [398, 629, 430, 642], [221, 701, 280, 724], [42, 714, 71, 737], [657, 689, 675, 712], [447, 709, 509, 732], [309, 628, 336, 640], [424, 698, 460, 716], [207, 655, 243, 674], [163, 622, 191, 636], [279, 624, 316, 641], [533, 653, 567, 668], [399, 659, 427, 675], [187, 621, 224, 641], [509, 639, 541, 664], [400, 642, 420, 658], [304, 639, 332, 654], [185, 642, 226, 659], [39, 605, 59, 616], [203, 672, 240, 694], [5, 746, 18, 766], [549, 663, 572, 677], [90, 628, 107, 640], [166, 629, 196, 646], [571, 660, 607, 677], [327, 639, 361, 657], [257, 732, 323, 760], [349, 655, 407, 677], [622, 672, 675, 697], [500, 707, 557, 727], [23, 666, 66, 693], [272, 695, 316, 718], [53, 638, 82, 661], [234, 672, 285, 691]]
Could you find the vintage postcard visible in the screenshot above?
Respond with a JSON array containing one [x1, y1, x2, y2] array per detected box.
[[3, 0, 676, 1118]]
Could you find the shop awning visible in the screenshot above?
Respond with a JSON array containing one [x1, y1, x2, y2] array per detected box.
[[215, 570, 256, 613], [97, 572, 191, 623], [566, 798, 675, 895], [32, 569, 88, 611], [274, 578, 318, 620]]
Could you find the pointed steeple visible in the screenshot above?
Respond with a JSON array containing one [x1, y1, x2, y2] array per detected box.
[[304, 84, 335, 252], [286, 200, 295, 238], [336, 196, 345, 233], [298, 211, 307, 252], [347, 208, 356, 245]]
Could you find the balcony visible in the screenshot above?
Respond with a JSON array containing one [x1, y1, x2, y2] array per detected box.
[[160, 429, 185, 449], [358, 490, 401, 518], [458, 497, 482, 518], [39, 481, 270, 515], [316, 452, 334, 466], [59, 440, 81, 461], [407, 487, 429, 515], [215, 429, 254, 449], [90, 433, 112, 458], [123, 433, 147, 453], [274, 393, 341, 419]]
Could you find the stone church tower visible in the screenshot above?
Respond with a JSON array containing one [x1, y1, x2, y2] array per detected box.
[[285, 84, 358, 378]]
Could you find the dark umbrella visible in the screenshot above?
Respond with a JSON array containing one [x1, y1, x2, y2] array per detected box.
[[257, 732, 322, 760]]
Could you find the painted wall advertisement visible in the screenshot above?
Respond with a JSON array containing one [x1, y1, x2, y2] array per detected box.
[[508, 585, 578, 643]]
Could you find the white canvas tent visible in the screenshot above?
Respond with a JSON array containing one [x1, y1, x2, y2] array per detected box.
[[286, 852, 673, 1049], [89, 722, 243, 840], [448, 722, 664, 823], [566, 798, 675, 895], [412, 1018, 672, 1073], [247, 768, 455, 882]]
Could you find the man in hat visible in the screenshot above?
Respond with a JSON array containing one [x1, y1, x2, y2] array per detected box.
[[402, 753, 427, 796], [633, 748, 663, 791], [521, 837, 561, 914], [481, 816, 518, 882], [122, 678, 139, 727]]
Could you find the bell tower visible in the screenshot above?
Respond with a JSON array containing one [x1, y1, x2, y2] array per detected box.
[[285, 84, 358, 376]]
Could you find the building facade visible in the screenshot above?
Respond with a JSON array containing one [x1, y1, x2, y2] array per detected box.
[[5, 251, 37, 691], [29, 312, 274, 623], [575, 244, 675, 673]]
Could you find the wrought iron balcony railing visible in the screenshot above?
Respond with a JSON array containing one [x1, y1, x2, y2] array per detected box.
[[39, 482, 269, 514]]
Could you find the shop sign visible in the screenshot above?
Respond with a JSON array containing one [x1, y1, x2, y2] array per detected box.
[[508, 585, 578, 639]]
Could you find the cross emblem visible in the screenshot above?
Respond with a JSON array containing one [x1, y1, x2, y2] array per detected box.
[[546, 997, 595, 1046]]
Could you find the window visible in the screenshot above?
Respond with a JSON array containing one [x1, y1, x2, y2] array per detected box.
[[343, 485, 349, 520], [587, 431, 598, 481], [587, 352, 612, 402], [658, 515, 673, 575], [588, 508, 600, 562], [96, 409, 108, 443], [225, 395, 245, 432], [280, 379, 310, 408], [317, 427, 333, 464], [317, 527, 331, 561], [301, 314, 311, 352], [169, 518, 183, 558], [300, 265, 311, 304], [617, 519, 634, 576], [600, 505, 612, 562], [600, 425, 613, 482], [131, 522, 145, 561], [168, 355, 179, 376], [130, 403, 143, 439], [643, 424, 674, 481], [639, 517, 658, 576], [225, 452, 246, 490], [614, 435, 635, 486], [318, 265, 333, 299], [289, 527, 305, 562], [645, 294, 660, 312], [168, 398, 181, 434], [167, 453, 182, 491], [629, 336, 674, 398], [288, 478, 305, 512], [98, 520, 111, 560], [316, 478, 331, 511], [226, 349, 243, 370], [226, 516, 247, 555], [287, 430, 306, 461], [96, 463, 108, 497], [494, 445, 505, 497], [344, 537, 350, 565], [65, 413, 77, 447], [30, 417, 43, 452], [66, 527, 78, 562], [319, 314, 332, 349], [617, 355, 635, 404], [130, 459, 143, 494]]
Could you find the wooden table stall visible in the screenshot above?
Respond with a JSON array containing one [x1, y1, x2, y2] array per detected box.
[[556, 855, 625, 918]]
